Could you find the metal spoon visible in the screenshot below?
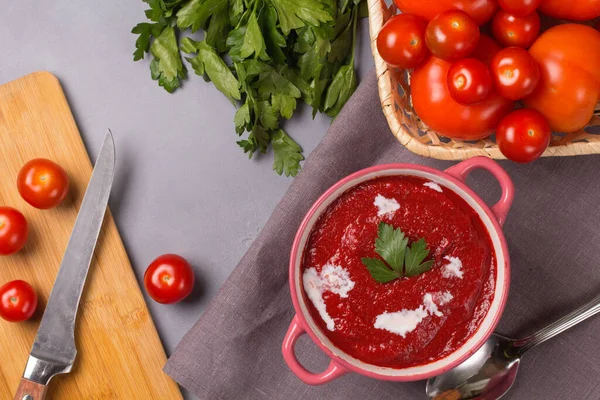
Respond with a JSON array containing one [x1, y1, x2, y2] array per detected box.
[[426, 292, 600, 400]]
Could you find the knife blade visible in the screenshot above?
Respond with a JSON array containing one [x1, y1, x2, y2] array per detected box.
[[14, 130, 115, 400]]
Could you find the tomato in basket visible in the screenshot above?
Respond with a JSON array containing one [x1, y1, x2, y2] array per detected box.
[[393, 0, 498, 25], [376, 14, 429, 69], [498, 0, 541, 16], [411, 56, 514, 140], [490, 47, 540, 100], [538, 0, 600, 21], [496, 109, 551, 163], [425, 10, 480, 60], [447, 58, 492, 104], [492, 10, 540, 48], [525, 24, 600, 133]]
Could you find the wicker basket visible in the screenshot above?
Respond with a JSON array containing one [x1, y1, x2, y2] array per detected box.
[[367, 0, 600, 160]]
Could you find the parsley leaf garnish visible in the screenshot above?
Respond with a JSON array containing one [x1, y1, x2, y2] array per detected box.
[[405, 238, 435, 277], [132, 0, 366, 176], [362, 223, 435, 283]]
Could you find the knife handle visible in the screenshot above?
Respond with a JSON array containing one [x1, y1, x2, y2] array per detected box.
[[14, 378, 47, 400]]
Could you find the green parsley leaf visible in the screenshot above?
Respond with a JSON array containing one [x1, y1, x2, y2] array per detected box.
[[405, 238, 434, 277], [143, 0, 166, 22], [150, 26, 185, 82], [296, 26, 331, 81], [229, 0, 244, 26], [374, 222, 408, 273], [182, 38, 241, 102], [362, 258, 401, 283], [205, 1, 231, 53], [362, 223, 434, 283], [256, 100, 279, 130], [132, 22, 164, 61], [234, 102, 251, 135], [255, 66, 301, 100], [228, 13, 270, 62], [328, 11, 353, 63], [272, 92, 296, 119], [150, 57, 187, 92], [238, 124, 270, 156], [176, 0, 227, 32], [323, 62, 356, 117], [261, 5, 287, 65], [271, 129, 304, 177], [270, 0, 333, 35]]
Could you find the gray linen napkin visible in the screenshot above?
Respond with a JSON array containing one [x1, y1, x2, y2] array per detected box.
[[165, 70, 600, 400]]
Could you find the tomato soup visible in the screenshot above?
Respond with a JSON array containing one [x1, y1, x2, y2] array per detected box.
[[301, 175, 495, 368]]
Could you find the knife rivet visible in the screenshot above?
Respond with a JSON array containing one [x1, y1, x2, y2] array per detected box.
[[22, 395, 33, 400]]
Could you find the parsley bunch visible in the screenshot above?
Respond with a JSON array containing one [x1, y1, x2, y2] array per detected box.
[[362, 223, 435, 283], [132, 0, 365, 176]]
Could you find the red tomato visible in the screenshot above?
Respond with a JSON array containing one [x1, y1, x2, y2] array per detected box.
[[496, 109, 550, 163], [492, 10, 540, 48], [411, 56, 514, 140], [0, 207, 28, 256], [17, 159, 70, 210], [144, 254, 195, 304], [498, 0, 541, 16], [490, 47, 539, 100], [447, 58, 493, 104], [538, 0, 600, 21], [525, 24, 600, 132], [393, 0, 498, 25], [471, 35, 502, 66], [377, 14, 429, 69], [0, 280, 38, 322], [425, 10, 480, 60]]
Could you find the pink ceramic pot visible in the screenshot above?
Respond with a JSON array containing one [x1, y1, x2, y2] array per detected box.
[[282, 157, 514, 385]]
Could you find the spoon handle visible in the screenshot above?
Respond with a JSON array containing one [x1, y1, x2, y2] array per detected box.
[[512, 293, 600, 356]]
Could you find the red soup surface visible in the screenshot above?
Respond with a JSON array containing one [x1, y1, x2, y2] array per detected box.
[[301, 175, 495, 368]]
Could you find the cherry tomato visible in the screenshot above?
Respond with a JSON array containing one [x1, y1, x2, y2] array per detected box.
[[538, 0, 600, 21], [447, 58, 492, 104], [377, 14, 429, 69], [498, 0, 541, 16], [492, 10, 540, 48], [17, 159, 70, 210], [525, 24, 600, 132], [425, 10, 480, 60], [471, 35, 502, 66], [393, 0, 498, 25], [0, 280, 38, 322], [0, 207, 28, 256], [411, 56, 514, 140], [490, 47, 539, 100], [496, 109, 550, 163], [144, 254, 195, 304]]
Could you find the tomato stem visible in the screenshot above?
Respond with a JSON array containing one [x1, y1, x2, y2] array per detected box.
[[9, 296, 17, 304]]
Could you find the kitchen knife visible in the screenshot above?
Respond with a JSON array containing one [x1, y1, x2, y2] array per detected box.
[[14, 130, 115, 400]]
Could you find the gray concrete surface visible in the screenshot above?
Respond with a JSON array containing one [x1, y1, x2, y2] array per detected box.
[[1, 1, 374, 398]]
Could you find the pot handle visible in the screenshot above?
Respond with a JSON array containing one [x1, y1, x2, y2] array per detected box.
[[444, 157, 514, 227], [282, 315, 348, 385]]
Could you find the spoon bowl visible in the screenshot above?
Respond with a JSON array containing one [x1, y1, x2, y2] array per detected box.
[[426, 291, 600, 399], [426, 334, 521, 399]]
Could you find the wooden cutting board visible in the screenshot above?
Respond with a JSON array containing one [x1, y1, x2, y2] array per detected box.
[[0, 72, 182, 399]]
